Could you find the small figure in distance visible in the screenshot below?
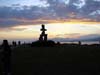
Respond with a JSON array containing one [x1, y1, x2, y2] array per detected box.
[[57, 41, 60, 45], [12, 41, 15, 46], [18, 41, 21, 46], [78, 41, 81, 45], [12, 41, 17, 47]]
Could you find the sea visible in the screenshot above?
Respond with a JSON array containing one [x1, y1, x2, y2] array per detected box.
[[0, 40, 100, 45], [60, 41, 100, 45]]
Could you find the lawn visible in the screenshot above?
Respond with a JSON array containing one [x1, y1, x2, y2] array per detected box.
[[9, 45, 100, 75]]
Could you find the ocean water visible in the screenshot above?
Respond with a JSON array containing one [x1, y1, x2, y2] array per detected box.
[[60, 41, 100, 45], [0, 40, 100, 45]]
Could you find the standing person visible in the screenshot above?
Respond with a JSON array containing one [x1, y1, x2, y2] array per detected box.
[[18, 41, 21, 46], [2, 40, 11, 75]]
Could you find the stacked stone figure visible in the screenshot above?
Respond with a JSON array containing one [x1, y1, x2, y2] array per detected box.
[[39, 24, 48, 41]]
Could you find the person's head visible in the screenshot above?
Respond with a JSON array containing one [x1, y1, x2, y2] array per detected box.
[[3, 40, 9, 46]]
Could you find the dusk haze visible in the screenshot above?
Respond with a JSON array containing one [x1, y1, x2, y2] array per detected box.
[[0, 0, 100, 75], [0, 0, 100, 43]]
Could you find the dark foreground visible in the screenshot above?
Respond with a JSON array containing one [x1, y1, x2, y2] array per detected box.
[[0, 44, 100, 75]]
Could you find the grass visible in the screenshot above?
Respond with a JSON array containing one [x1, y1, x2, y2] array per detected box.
[[1, 45, 100, 75], [12, 45, 100, 62]]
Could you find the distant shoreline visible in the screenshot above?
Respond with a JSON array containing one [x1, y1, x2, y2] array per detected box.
[[60, 41, 100, 45], [0, 41, 100, 45]]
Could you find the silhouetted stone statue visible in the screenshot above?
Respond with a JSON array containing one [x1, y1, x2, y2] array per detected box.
[[39, 24, 48, 41], [44, 34, 47, 41], [31, 24, 55, 47], [2, 40, 11, 75]]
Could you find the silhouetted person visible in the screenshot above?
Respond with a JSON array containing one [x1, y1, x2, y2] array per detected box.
[[2, 40, 11, 75], [18, 41, 21, 45], [12, 41, 17, 47], [78, 41, 81, 45], [57, 41, 60, 45], [12, 41, 17, 46], [12, 41, 14, 46]]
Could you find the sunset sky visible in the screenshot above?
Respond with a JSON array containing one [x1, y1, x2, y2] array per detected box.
[[0, 0, 100, 43]]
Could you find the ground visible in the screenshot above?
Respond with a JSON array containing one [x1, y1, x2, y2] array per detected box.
[[0, 45, 100, 75]]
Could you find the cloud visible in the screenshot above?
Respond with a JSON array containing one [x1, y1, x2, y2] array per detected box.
[[79, 34, 100, 40], [0, 6, 52, 28], [0, 0, 100, 28], [52, 34, 100, 42], [73, 0, 86, 9], [56, 33, 81, 38]]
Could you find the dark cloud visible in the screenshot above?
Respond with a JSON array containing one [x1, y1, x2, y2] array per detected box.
[[51, 34, 100, 42], [0, 19, 23, 27], [0, 0, 100, 28]]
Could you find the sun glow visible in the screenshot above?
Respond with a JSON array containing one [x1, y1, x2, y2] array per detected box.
[[0, 22, 100, 41]]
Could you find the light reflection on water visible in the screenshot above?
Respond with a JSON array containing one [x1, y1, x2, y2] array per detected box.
[[60, 41, 100, 45]]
